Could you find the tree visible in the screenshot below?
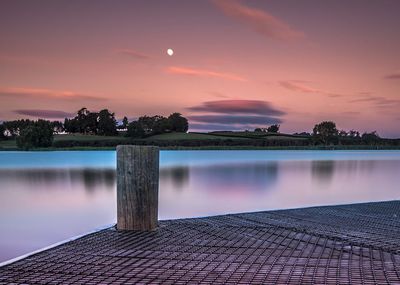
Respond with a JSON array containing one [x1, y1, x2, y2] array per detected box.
[[64, 118, 79, 133], [168, 113, 188, 132], [73, 107, 98, 134], [3, 119, 33, 136], [51, 121, 64, 134], [122, 116, 129, 129], [313, 121, 338, 145], [127, 121, 145, 138], [0, 124, 5, 140], [97, 109, 117, 136], [16, 120, 54, 150], [348, 130, 360, 138], [362, 131, 380, 144], [137, 115, 169, 135], [254, 128, 262, 132], [267, 124, 280, 133]]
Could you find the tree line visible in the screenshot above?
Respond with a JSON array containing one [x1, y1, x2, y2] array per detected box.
[[0, 111, 397, 149], [0, 107, 189, 149]]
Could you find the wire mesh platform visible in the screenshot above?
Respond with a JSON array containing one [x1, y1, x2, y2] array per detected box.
[[1, 201, 400, 284]]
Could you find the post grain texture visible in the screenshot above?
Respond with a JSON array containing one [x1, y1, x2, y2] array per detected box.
[[117, 145, 159, 231]]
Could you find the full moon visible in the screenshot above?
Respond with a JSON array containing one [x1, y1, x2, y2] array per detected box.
[[167, 48, 174, 56]]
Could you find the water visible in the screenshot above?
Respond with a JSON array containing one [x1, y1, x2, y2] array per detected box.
[[0, 150, 399, 263]]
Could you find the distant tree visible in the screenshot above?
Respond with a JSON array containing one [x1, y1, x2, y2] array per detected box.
[[97, 109, 117, 136], [73, 107, 98, 134], [122, 116, 129, 129], [313, 121, 338, 145], [137, 115, 169, 135], [0, 124, 5, 140], [127, 121, 145, 138], [168, 113, 188, 132], [338, 130, 348, 137], [3, 119, 33, 136], [16, 120, 54, 150], [254, 128, 262, 132], [267, 124, 280, 133], [362, 131, 380, 144], [64, 118, 79, 133], [293, 132, 311, 136], [85, 112, 99, 134], [348, 130, 360, 138], [51, 121, 64, 134]]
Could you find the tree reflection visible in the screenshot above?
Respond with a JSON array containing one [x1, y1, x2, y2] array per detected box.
[[311, 160, 335, 183], [160, 166, 189, 190], [0, 168, 116, 193]]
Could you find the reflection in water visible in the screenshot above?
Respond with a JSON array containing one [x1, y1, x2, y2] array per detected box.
[[0, 168, 116, 193], [1, 151, 400, 263], [160, 166, 189, 189], [312, 160, 336, 183], [190, 162, 278, 192]]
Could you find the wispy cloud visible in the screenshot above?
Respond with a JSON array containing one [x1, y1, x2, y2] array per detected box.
[[279, 80, 342, 97], [187, 99, 284, 131], [188, 99, 285, 115], [14, 109, 74, 119], [190, 123, 245, 131], [189, 114, 282, 125], [349, 95, 400, 108], [212, 0, 304, 42], [0, 87, 107, 101], [167, 66, 247, 82], [115, 49, 151, 59], [384, 71, 400, 80]]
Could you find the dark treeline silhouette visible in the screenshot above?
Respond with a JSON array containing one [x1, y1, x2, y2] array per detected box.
[[64, 108, 118, 136], [254, 124, 280, 133], [0, 112, 399, 149], [0, 108, 189, 149], [127, 113, 188, 138]]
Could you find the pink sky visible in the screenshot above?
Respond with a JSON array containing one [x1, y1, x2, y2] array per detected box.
[[0, 0, 399, 137]]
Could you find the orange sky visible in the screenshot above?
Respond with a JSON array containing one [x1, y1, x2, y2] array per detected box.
[[0, 0, 399, 136]]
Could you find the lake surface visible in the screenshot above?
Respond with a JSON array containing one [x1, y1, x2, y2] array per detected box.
[[0, 150, 400, 263]]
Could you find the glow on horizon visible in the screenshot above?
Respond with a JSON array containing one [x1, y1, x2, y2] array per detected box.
[[0, 0, 399, 137]]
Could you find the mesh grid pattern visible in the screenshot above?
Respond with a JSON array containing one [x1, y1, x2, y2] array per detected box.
[[1, 201, 399, 284]]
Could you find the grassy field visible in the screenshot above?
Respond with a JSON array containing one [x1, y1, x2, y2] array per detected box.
[[0, 139, 17, 149], [1, 132, 398, 151], [147, 132, 250, 140], [54, 134, 128, 141]]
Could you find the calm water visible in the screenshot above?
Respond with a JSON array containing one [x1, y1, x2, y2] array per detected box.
[[0, 150, 400, 263]]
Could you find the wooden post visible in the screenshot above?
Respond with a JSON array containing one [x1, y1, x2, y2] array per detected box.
[[116, 145, 159, 231]]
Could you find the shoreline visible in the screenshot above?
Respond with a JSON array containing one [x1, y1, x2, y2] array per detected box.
[[1, 145, 400, 151]]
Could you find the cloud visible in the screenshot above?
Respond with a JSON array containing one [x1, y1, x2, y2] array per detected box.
[[115, 49, 151, 59], [166, 66, 247, 82], [187, 99, 284, 131], [0, 87, 107, 101], [14, 109, 74, 119], [384, 71, 400, 80], [189, 114, 282, 125], [188, 99, 285, 116], [190, 123, 250, 131], [279, 80, 342, 97], [212, 0, 304, 42], [349, 95, 400, 108]]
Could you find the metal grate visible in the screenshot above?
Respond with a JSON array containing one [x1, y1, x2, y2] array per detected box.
[[1, 201, 400, 284]]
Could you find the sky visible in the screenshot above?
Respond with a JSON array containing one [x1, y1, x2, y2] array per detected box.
[[0, 0, 399, 137]]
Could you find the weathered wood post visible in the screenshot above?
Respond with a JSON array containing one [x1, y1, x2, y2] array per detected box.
[[117, 145, 159, 231]]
